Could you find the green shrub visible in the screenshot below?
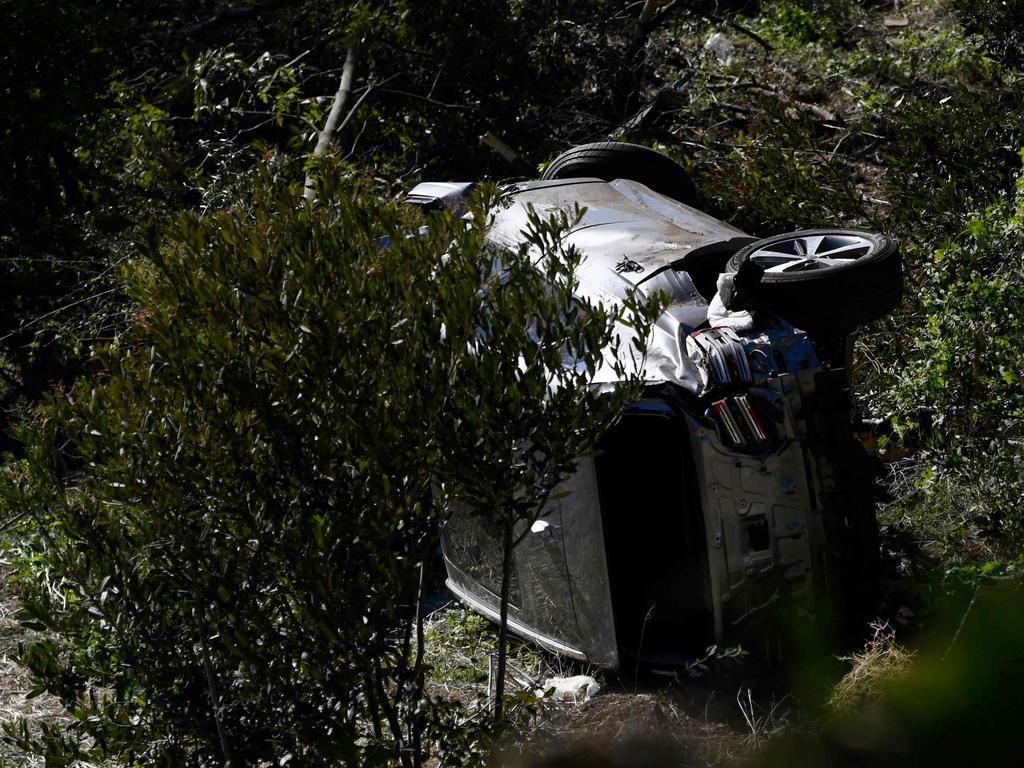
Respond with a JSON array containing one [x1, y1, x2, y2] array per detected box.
[[2, 170, 656, 766], [700, 123, 865, 233], [883, 158, 1024, 553], [952, 0, 1024, 69], [883, 89, 1024, 233], [765, 1, 832, 45]]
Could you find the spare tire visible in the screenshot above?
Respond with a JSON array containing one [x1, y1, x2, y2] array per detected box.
[[541, 142, 697, 205], [726, 229, 902, 333]]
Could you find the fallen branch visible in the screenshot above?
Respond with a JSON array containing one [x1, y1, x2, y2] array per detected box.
[[480, 132, 519, 163], [0, 511, 28, 535], [745, 87, 838, 122]]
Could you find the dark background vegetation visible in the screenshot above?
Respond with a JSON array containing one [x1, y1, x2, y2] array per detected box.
[[2, 0, 1024, 765]]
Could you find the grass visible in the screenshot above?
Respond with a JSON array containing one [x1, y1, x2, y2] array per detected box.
[[423, 603, 550, 703], [828, 621, 915, 713], [424, 602, 762, 766]]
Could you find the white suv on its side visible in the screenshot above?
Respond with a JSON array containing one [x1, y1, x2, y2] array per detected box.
[[413, 142, 900, 669]]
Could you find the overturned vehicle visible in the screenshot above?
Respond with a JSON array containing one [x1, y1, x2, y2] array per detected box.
[[419, 143, 901, 670]]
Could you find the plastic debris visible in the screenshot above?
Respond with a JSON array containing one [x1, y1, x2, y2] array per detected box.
[[540, 675, 600, 703], [530, 519, 551, 533], [704, 32, 735, 66]]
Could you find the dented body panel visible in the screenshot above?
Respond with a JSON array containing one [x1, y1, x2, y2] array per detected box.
[[439, 178, 871, 669]]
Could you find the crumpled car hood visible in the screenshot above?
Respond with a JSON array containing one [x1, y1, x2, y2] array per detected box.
[[487, 178, 755, 390]]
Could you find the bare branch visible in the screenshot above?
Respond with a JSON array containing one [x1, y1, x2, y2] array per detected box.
[[178, 0, 291, 39], [376, 87, 482, 113]]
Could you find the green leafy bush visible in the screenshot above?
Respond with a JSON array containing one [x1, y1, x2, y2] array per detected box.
[[883, 158, 1024, 553], [764, 1, 833, 45], [700, 120, 865, 233], [952, 0, 1024, 69], [3, 171, 656, 766], [883, 89, 1024, 233]]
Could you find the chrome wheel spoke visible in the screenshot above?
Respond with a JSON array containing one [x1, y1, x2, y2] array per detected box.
[[815, 256, 856, 268], [748, 233, 874, 274], [749, 249, 805, 271], [801, 235, 825, 255], [815, 240, 871, 259]]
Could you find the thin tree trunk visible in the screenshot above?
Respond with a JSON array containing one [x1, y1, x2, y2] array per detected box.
[[195, 609, 234, 767], [638, 0, 661, 24], [186, 533, 234, 768], [372, 658, 413, 768], [361, 663, 384, 741], [612, 2, 663, 116], [303, 45, 357, 202], [493, 513, 514, 721], [411, 557, 427, 768]]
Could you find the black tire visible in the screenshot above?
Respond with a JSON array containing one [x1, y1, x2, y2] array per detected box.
[[541, 142, 697, 205], [726, 229, 902, 333]]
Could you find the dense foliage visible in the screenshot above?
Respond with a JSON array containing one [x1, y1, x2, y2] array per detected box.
[[4, 174, 655, 764], [3, 0, 1024, 764]]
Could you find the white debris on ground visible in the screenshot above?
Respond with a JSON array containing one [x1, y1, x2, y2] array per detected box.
[[540, 675, 600, 704], [703, 32, 735, 66]]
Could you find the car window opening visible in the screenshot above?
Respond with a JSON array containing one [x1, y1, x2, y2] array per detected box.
[[596, 409, 713, 661]]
